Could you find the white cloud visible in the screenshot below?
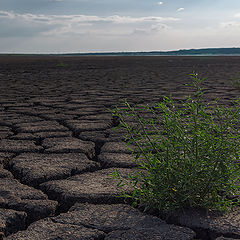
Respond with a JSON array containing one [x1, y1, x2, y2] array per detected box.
[[0, 10, 179, 37], [177, 8, 184, 12], [157, 2, 163, 5], [0, 11, 15, 19], [0, 11, 179, 24], [234, 13, 240, 18], [133, 22, 169, 35], [0, 10, 182, 53], [108, 15, 178, 24], [220, 21, 240, 28]]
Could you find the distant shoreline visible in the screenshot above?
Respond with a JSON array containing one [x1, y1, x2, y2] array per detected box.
[[2, 54, 240, 57], [1, 47, 240, 57]]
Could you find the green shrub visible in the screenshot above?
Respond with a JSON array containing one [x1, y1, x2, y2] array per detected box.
[[111, 73, 240, 214]]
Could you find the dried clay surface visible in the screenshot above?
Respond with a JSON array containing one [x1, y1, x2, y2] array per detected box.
[[0, 55, 240, 239]]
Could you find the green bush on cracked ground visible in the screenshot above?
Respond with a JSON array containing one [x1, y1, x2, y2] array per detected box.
[[111, 73, 240, 214]]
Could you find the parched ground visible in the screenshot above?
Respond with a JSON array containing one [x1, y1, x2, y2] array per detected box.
[[0, 55, 240, 240]]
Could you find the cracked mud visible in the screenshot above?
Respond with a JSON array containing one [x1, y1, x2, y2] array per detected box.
[[0, 55, 240, 239]]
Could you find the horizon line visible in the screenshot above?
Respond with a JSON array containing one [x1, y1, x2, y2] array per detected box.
[[1, 47, 240, 55]]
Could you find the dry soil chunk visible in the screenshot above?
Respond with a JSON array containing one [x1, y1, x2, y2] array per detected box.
[[65, 119, 111, 133], [9, 133, 37, 141], [39, 113, 74, 121], [105, 228, 193, 240], [79, 131, 108, 144], [0, 140, 42, 153], [6, 218, 105, 240], [53, 203, 195, 240], [0, 127, 12, 132], [0, 179, 57, 222], [105, 127, 128, 141], [169, 208, 240, 239], [0, 208, 26, 237], [98, 153, 138, 168], [0, 126, 13, 139], [0, 132, 13, 139], [0, 168, 13, 178], [9, 153, 100, 187], [78, 130, 120, 153], [215, 237, 239, 240], [10, 131, 72, 141], [101, 141, 137, 154], [15, 121, 68, 133], [0, 153, 14, 166], [0, 114, 42, 126], [79, 130, 125, 144], [78, 113, 112, 121], [34, 131, 72, 139], [42, 137, 95, 158], [40, 168, 136, 209], [63, 108, 105, 116]]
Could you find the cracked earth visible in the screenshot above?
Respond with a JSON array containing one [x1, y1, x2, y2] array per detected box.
[[0, 55, 240, 240]]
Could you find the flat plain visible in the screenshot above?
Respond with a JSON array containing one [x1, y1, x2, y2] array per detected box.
[[0, 55, 240, 240]]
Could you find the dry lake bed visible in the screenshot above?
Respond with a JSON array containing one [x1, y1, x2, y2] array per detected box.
[[0, 55, 240, 239]]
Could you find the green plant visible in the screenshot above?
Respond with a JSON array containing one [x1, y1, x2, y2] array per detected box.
[[111, 73, 240, 214], [57, 62, 67, 68]]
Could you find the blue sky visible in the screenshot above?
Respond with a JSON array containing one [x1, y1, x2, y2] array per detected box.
[[0, 0, 240, 53]]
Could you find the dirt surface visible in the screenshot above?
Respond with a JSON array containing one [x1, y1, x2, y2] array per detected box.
[[0, 55, 240, 239]]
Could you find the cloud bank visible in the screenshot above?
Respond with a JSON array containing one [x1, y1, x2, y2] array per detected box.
[[0, 7, 240, 53], [0, 10, 179, 37]]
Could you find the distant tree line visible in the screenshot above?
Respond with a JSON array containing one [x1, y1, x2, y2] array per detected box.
[[66, 48, 240, 56]]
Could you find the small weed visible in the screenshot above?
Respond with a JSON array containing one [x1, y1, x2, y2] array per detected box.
[[57, 62, 67, 68], [111, 73, 240, 215]]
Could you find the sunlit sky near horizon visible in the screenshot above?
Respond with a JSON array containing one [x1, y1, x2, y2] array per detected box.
[[1, 0, 240, 53]]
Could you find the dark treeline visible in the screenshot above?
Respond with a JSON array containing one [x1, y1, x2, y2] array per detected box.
[[64, 48, 240, 56], [2, 47, 240, 56]]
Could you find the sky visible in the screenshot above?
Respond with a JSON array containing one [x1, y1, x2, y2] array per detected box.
[[1, 0, 240, 53]]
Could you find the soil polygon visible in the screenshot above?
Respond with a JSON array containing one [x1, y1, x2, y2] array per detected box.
[[40, 167, 137, 209], [0, 140, 42, 153], [78, 113, 112, 121], [34, 131, 72, 138], [0, 178, 57, 222], [6, 218, 106, 240], [0, 114, 42, 126], [65, 119, 112, 133], [42, 137, 95, 158], [79, 129, 126, 144], [9, 133, 38, 141], [59, 203, 196, 239], [0, 168, 13, 178], [9, 153, 100, 187], [169, 208, 240, 239], [215, 237, 238, 240], [101, 141, 138, 154], [0, 126, 13, 139], [15, 121, 68, 133], [0, 153, 14, 166], [98, 152, 138, 168], [0, 208, 26, 237]]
